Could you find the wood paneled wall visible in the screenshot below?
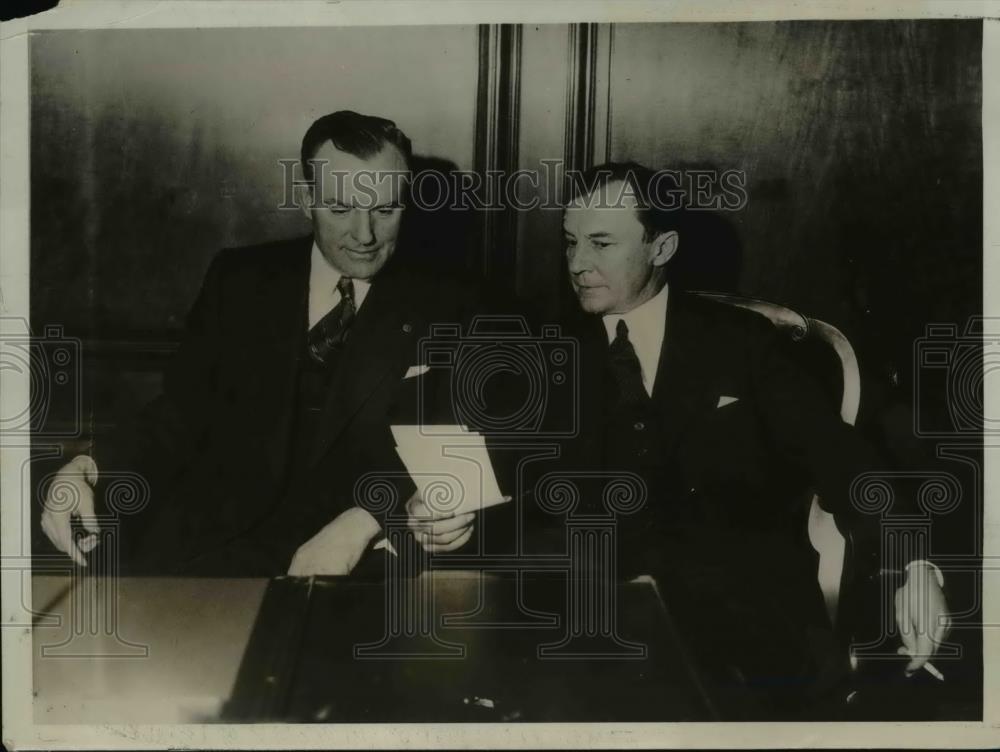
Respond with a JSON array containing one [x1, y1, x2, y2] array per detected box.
[[31, 22, 982, 442]]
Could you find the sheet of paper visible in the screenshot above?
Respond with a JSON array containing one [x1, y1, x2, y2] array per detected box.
[[391, 425, 508, 517]]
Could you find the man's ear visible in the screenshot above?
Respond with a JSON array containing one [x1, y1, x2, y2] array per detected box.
[[650, 231, 679, 268], [297, 184, 315, 220]]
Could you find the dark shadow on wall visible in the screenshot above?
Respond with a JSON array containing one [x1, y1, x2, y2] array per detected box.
[[1, 0, 58, 22], [669, 209, 744, 294], [663, 160, 745, 294], [396, 155, 479, 275]]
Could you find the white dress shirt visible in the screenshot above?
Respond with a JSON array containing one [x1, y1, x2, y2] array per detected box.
[[308, 241, 372, 328], [602, 283, 669, 397]]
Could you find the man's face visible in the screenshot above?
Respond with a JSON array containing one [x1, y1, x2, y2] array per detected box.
[[301, 142, 408, 279], [562, 183, 677, 315]]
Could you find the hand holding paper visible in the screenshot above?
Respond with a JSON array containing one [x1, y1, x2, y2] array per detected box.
[[405, 491, 475, 553], [392, 425, 510, 553], [391, 425, 509, 517]]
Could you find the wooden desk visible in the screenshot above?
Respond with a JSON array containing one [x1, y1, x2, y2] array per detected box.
[[226, 572, 717, 722], [32, 572, 715, 724], [32, 575, 267, 724], [30, 571, 979, 724]]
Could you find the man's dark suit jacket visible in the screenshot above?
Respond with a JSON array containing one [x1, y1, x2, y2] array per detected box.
[[94, 235, 481, 576], [530, 290, 889, 704]]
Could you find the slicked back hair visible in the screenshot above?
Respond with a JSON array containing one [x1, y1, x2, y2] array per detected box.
[[567, 161, 684, 241], [300, 110, 413, 182]]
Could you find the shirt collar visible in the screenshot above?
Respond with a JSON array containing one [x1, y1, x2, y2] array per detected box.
[[601, 283, 669, 396], [601, 282, 669, 345], [309, 240, 372, 306]]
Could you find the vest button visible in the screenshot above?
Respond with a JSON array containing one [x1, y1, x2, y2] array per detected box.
[[633, 421, 645, 431]]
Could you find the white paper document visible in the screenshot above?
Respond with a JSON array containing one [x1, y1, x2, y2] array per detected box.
[[391, 425, 509, 517]]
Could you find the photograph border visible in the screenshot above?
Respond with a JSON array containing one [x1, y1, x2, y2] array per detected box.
[[2, 1, 998, 748]]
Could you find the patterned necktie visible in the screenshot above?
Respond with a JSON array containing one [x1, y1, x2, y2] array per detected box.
[[608, 319, 648, 406], [307, 277, 356, 365]]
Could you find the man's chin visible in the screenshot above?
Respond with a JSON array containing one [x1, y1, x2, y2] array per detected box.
[[340, 250, 389, 279], [574, 291, 610, 315]]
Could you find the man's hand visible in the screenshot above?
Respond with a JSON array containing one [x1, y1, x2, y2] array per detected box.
[[894, 561, 950, 674], [406, 490, 475, 553], [40, 455, 100, 567], [288, 507, 382, 576]]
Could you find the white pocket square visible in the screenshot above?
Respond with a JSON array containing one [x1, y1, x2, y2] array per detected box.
[[716, 395, 740, 408], [404, 364, 431, 379]]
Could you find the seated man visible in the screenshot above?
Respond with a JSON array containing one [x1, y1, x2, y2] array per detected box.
[[40, 110, 479, 577], [557, 161, 949, 715], [410, 161, 950, 718]]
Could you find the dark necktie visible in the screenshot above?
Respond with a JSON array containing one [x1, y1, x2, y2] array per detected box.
[[608, 318, 648, 407], [307, 276, 356, 365]]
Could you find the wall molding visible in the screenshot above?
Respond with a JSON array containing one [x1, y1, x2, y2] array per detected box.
[[564, 23, 596, 174], [475, 23, 522, 289], [592, 23, 614, 166], [564, 23, 614, 174]]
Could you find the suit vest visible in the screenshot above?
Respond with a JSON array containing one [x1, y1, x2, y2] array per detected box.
[[599, 378, 673, 578], [282, 345, 343, 506]]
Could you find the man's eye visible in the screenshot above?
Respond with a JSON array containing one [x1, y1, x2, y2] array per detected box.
[[592, 240, 612, 249], [329, 207, 350, 215], [376, 207, 398, 215], [564, 238, 577, 248]]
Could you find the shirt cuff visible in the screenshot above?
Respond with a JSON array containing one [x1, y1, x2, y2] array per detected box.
[[373, 537, 398, 556], [905, 559, 945, 589], [71, 454, 99, 482]]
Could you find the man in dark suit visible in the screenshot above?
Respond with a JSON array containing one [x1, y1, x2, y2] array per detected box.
[[538, 161, 949, 716], [40, 110, 476, 576]]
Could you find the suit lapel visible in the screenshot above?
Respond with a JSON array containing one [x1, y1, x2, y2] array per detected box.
[[254, 238, 312, 484], [563, 310, 610, 469], [649, 291, 720, 456], [308, 266, 419, 466]]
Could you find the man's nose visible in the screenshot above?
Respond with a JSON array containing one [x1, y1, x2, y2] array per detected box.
[[566, 246, 591, 275], [351, 210, 375, 245]]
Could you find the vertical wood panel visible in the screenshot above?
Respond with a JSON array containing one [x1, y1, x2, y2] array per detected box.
[[563, 22, 613, 172], [591, 24, 614, 167], [475, 24, 523, 291], [515, 24, 572, 306], [564, 23, 598, 173]]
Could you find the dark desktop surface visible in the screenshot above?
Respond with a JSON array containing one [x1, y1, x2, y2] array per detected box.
[[29, 572, 977, 724], [223, 571, 719, 722]]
